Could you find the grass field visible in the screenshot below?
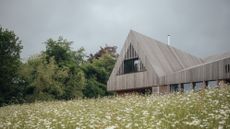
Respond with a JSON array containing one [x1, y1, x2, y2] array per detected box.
[[0, 86, 230, 129]]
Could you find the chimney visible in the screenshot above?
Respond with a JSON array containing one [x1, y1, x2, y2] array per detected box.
[[167, 35, 171, 46]]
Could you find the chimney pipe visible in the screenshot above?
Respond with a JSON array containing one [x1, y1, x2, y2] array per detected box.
[[167, 35, 170, 46]]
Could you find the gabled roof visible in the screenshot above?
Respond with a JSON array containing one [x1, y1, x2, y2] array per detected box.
[[130, 30, 203, 77], [108, 30, 229, 91]]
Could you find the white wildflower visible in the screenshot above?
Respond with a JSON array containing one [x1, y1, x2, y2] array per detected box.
[[105, 125, 116, 129], [142, 110, 149, 116], [125, 123, 132, 128]]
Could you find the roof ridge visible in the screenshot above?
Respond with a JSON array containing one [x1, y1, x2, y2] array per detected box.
[[130, 30, 204, 76], [130, 30, 203, 61]]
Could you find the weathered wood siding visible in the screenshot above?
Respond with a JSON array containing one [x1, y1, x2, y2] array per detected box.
[[108, 71, 158, 91], [107, 30, 230, 92], [161, 57, 230, 85], [107, 31, 159, 91], [117, 44, 146, 75]]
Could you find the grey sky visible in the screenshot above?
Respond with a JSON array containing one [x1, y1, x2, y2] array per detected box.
[[1, 0, 230, 60]]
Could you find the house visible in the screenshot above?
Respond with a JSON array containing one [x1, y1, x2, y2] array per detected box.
[[107, 30, 230, 94]]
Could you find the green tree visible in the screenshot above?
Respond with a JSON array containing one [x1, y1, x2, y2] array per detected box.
[[44, 37, 85, 67], [88, 45, 118, 62], [64, 70, 85, 99], [83, 78, 106, 98], [19, 54, 68, 101], [0, 27, 23, 106], [44, 37, 86, 99], [83, 52, 117, 98]]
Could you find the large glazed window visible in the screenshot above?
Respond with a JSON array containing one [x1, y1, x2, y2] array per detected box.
[[124, 58, 140, 73], [117, 44, 146, 75]]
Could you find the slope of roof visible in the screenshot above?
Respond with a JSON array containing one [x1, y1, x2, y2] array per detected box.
[[131, 30, 204, 77], [204, 52, 230, 63]]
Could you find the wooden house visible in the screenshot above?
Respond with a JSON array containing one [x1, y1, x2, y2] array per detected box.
[[107, 30, 230, 94]]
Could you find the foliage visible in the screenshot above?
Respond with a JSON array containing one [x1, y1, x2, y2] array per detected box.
[[18, 37, 87, 101], [88, 45, 118, 62], [63, 70, 85, 99], [0, 26, 117, 105], [0, 86, 230, 129], [44, 37, 85, 67], [82, 53, 116, 98], [0, 27, 23, 106], [43, 37, 86, 99], [19, 54, 68, 102]]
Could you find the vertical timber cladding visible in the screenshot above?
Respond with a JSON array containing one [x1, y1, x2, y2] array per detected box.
[[115, 42, 150, 91], [117, 44, 146, 75], [107, 30, 230, 92], [163, 57, 230, 85]]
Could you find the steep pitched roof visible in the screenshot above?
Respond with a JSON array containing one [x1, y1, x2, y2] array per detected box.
[[108, 30, 229, 91], [130, 30, 204, 77]]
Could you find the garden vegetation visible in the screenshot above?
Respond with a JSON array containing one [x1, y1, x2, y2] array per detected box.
[[0, 86, 230, 129], [0, 26, 117, 106], [1, 26, 230, 129]]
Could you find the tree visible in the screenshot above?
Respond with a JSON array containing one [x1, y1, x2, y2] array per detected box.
[[82, 47, 117, 98], [0, 27, 23, 105], [88, 45, 118, 62], [44, 37, 86, 99], [83, 78, 106, 98], [44, 37, 85, 67], [64, 70, 85, 99], [19, 54, 68, 101]]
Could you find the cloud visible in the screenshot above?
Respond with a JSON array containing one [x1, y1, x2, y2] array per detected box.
[[1, 0, 230, 59]]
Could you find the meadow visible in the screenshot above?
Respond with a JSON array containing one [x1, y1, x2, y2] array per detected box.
[[0, 86, 230, 129]]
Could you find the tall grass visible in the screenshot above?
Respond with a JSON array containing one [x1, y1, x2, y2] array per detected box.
[[0, 86, 230, 129]]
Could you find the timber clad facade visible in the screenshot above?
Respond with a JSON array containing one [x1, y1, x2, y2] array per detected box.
[[107, 30, 230, 94]]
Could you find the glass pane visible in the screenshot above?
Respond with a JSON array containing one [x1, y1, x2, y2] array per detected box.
[[124, 58, 139, 74], [208, 81, 218, 89], [184, 83, 192, 93], [194, 82, 203, 91]]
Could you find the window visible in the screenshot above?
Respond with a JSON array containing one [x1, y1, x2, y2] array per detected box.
[[170, 84, 179, 92], [124, 58, 140, 74], [208, 80, 218, 89], [194, 82, 203, 91], [184, 83, 192, 93]]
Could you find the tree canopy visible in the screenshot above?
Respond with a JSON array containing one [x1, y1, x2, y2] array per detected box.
[[0, 26, 118, 106], [0, 27, 23, 106]]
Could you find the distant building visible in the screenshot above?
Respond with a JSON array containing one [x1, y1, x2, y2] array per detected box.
[[107, 30, 230, 94]]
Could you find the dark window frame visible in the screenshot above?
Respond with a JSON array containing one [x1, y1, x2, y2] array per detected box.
[[124, 58, 139, 74]]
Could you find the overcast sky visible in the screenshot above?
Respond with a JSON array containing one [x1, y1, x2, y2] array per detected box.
[[1, 0, 230, 60]]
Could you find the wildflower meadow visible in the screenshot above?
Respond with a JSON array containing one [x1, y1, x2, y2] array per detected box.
[[0, 86, 230, 129]]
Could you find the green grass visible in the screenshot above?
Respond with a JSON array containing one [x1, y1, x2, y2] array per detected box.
[[0, 86, 230, 129]]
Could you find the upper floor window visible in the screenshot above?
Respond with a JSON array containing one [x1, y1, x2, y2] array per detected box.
[[124, 58, 140, 74], [117, 44, 146, 75]]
